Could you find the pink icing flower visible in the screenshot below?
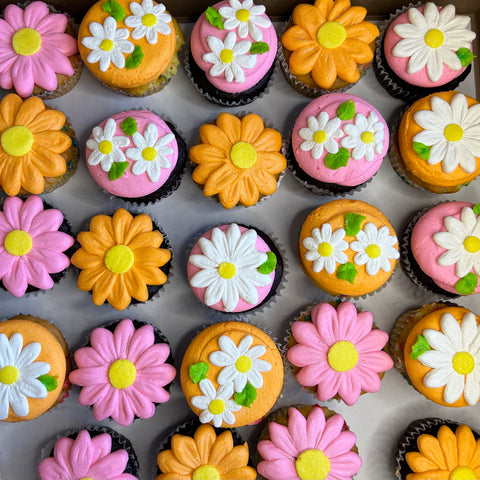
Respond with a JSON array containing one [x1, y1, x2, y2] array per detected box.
[[257, 406, 361, 480], [0, 195, 73, 297], [69, 319, 176, 426], [287, 302, 393, 406], [38, 429, 137, 480], [0, 1, 78, 97]]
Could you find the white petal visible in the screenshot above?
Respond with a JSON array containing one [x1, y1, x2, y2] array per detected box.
[[190, 269, 218, 288]]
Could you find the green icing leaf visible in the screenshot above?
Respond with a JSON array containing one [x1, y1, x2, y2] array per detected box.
[[325, 147, 349, 170], [473, 203, 480, 215], [344, 213, 366, 237], [250, 42, 269, 54], [206, 6, 224, 29], [257, 251, 277, 274], [336, 262, 357, 284], [126, 45, 144, 69], [337, 100, 355, 120], [456, 48, 475, 67], [410, 334, 431, 360], [455, 273, 478, 295], [102, 0, 125, 21], [38, 375, 58, 392], [108, 161, 129, 181], [412, 142, 431, 160], [189, 362, 209, 384], [121, 117, 137, 135], [234, 383, 257, 407]]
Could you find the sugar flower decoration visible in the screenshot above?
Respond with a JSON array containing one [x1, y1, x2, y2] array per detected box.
[[125, 0, 172, 44], [299, 112, 343, 159]]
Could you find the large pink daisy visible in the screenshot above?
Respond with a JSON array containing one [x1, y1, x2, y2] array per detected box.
[[69, 318, 176, 426]]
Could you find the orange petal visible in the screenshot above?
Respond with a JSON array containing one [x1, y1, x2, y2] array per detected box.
[[107, 275, 131, 310], [336, 6, 367, 27], [88, 214, 115, 244], [314, 0, 334, 19], [417, 434, 447, 470], [29, 145, 66, 177], [222, 466, 257, 480], [70, 249, 103, 270], [192, 161, 226, 185], [77, 231, 110, 255], [341, 39, 374, 63], [111, 208, 133, 244], [311, 50, 337, 89], [292, 4, 324, 39], [252, 128, 282, 153], [216, 444, 250, 474], [171, 435, 201, 470], [21, 160, 47, 195], [346, 21, 379, 43], [123, 267, 148, 301], [281, 25, 317, 51], [256, 151, 287, 175], [134, 246, 171, 267], [194, 425, 217, 464], [437, 426, 458, 471], [0, 94, 22, 131], [14, 96, 46, 126], [469, 440, 480, 469], [218, 180, 241, 209], [134, 265, 168, 286], [217, 113, 241, 145], [157, 474, 190, 480], [203, 164, 238, 196], [238, 176, 259, 206], [333, 50, 360, 83], [26, 110, 66, 133], [199, 124, 232, 153], [1, 157, 23, 196], [405, 452, 439, 473], [128, 232, 163, 251], [190, 144, 228, 165], [76, 264, 107, 291], [457, 425, 476, 467], [124, 213, 154, 244], [157, 450, 192, 475], [252, 167, 278, 195], [208, 431, 233, 466], [289, 45, 322, 75], [407, 471, 452, 480], [91, 271, 116, 305], [33, 131, 71, 154], [327, 0, 351, 21], [240, 114, 264, 144]]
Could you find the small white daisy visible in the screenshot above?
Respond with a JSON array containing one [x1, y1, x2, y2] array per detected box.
[[299, 112, 343, 160], [125, 0, 171, 44]]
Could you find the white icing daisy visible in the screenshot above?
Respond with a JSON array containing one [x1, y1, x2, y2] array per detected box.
[[190, 379, 241, 427], [0, 333, 50, 420], [433, 206, 480, 278], [87, 118, 130, 172], [209, 335, 271, 393], [302, 224, 348, 274], [81, 16, 134, 71], [299, 112, 343, 160], [350, 223, 399, 276], [125, 0, 171, 44], [413, 93, 480, 174], [218, 0, 272, 42], [202, 31, 256, 83], [341, 112, 386, 162], [417, 312, 480, 405], [125, 123, 174, 183], [392, 3, 476, 82]]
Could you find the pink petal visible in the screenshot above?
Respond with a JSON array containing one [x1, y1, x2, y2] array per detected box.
[[355, 365, 382, 392], [52, 437, 74, 475], [70, 430, 94, 478], [90, 328, 116, 363], [312, 303, 338, 344], [38, 457, 71, 479], [2, 261, 28, 297], [112, 391, 136, 426], [296, 362, 331, 387], [0, 20, 15, 44], [78, 382, 111, 408], [4, 4, 26, 30], [41, 41, 76, 72], [19, 196, 44, 231], [91, 433, 113, 466], [87, 450, 131, 478], [269, 421, 298, 457], [27, 248, 70, 273], [126, 324, 155, 362], [0, 58, 15, 89], [305, 406, 327, 448], [3, 196, 22, 230], [288, 344, 327, 368], [113, 319, 136, 358], [23, 256, 54, 290], [257, 458, 299, 480], [328, 451, 362, 477], [0, 251, 16, 279], [337, 373, 362, 406], [315, 369, 342, 402], [134, 344, 171, 369], [355, 329, 389, 354], [323, 431, 357, 458], [24, 2, 50, 29], [12, 56, 34, 97], [30, 55, 59, 92], [33, 231, 74, 253], [358, 351, 393, 372], [257, 440, 290, 460], [317, 415, 345, 451], [346, 310, 373, 343], [69, 366, 109, 388], [287, 407, 310, 453], [36, 12, 68, 34], [125, 386, 156, 419], [291, 321, 324, 349], [29, 209, 63, 236], [91, 387, 117, 420], [74, 346, 107, 368], [333, 301, 359, 339], [135, 366, 175, 399]]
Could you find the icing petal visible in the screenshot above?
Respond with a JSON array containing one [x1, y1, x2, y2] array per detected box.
[[311, 48, 336, 89], [112, 319, 135, 358], [88, 450, 132, 478], [257, 458, 298, 480]]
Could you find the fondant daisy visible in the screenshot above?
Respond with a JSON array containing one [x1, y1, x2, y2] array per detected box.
[[190, 379, 241, 427], [81, 16, 134, 72], [392, 3, 476, 82], [341, 112, 386, 162], [299, 112, 343, 160], [350, 223, 399, 275], [413, 93, 480, 174], [219, 0, 272, 42], [203, 31, 256, 83], [125, 0, 172, 44], [418, 312, 480, 405], [0, 333, 49, 420], [126, 123, 174, 183], [86, 118, 130, 172], [302, 224, 348, 274]]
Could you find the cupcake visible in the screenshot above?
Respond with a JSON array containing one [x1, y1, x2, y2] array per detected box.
[[389, 303, 480, 407], [298, 199, 400, 297], [402, 201, 480, 297], [256, 404, 362, 480], [189, 112, 286, 208], [395, 418, 480, 480], [180, 321, 283, 428], [86, 110, 186, 204], [71, 208, 171, 310], [0, 94, 79, 196], [287, 301, 393, 405], [38, 426, 139, 479], [280, 0, 379, 97], [390, 91, 480, 193], [78, 0, 184, 96], [187, 0, 277, 106], [375, 3, 476, 102], [0, 314, 69, 422], [0, 1, 81, 99], [69, 318, 176, 426], [289, 93, 389, 194], [187, 223, 283, 313], [0, 196, 74, 297]]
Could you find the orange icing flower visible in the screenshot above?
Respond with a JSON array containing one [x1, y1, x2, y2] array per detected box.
[[281, 0, 379, 89], [406, 425, 480, 480], [156, 424, 257, 480], [71, 208, 171, 310], [190, 113, 286, 208], [0, 94, 71, 196]]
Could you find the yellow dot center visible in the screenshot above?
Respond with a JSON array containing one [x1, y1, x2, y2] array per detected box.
[[192, 465, 221, 480], [208, 398, 225, 415], [100, 38, 114, 52], [80, 478, 94, 480], [328, 341, 359, 372], [218, 262, 236, 279], [444, 123, 464, 142], [4, 230, 33, 256], [104, 245, 134, 274], [464, 235, 480, 253], [12, 28, 42, 56], [452, 352, 475, 375], [0, 365, 20, 385], [313, 130, 327, 144], [295, 449, 331, 480], [142, 146, 157, 161], [424, 28, 444, 48], [98, 140, 113, 155], [108, 359, 136, 389], [318, 242, 333, 257], [142, 13, 157, 27], [366, 244, 381, 258], [361, 131, 374, 144], [1, 126, 34, 157], [236, 8, 250, 22], [220, 48, 234, 64], [235, 355, 252, 373], [230, 141, 257, 169], [316, 21, 346, 49], [449, 466, 477, 480]]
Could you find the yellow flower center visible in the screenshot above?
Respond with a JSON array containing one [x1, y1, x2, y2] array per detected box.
[[4, 230, 33, 256], [313, 130, 327, 144], [12, 28, 42, 56], [452, 352, 475, 375], [424, 28, 444, 48], [316, 21, 346, 49], [100, 39, 114, 52], [218, 262, 236, 279], [220, 48, 234, 64], [366, 244, 381, 258], [208, 398, 225, 415], [230, 141, 257, 169], [236, 8, 250, 22], [99, 140, 113, 155], [318, 242, 333, 257], [444, 123, 464, 142], [192, 465, 221, 480], [295, 449, 331, 480], [108, 359, 137, 389], [449, 466, 477, 480], [80, 478, 94, 480], [104, 245, 134, 274], [464, 235, 480, 253], [142, 13, 157, 27], [361, 131, 374, 144], [142, 146, 157, 161], [328, 341, 359, 372], [1, 126, 34, 157], [0, 365, 19, 385], [235, 355, 252, 373]]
